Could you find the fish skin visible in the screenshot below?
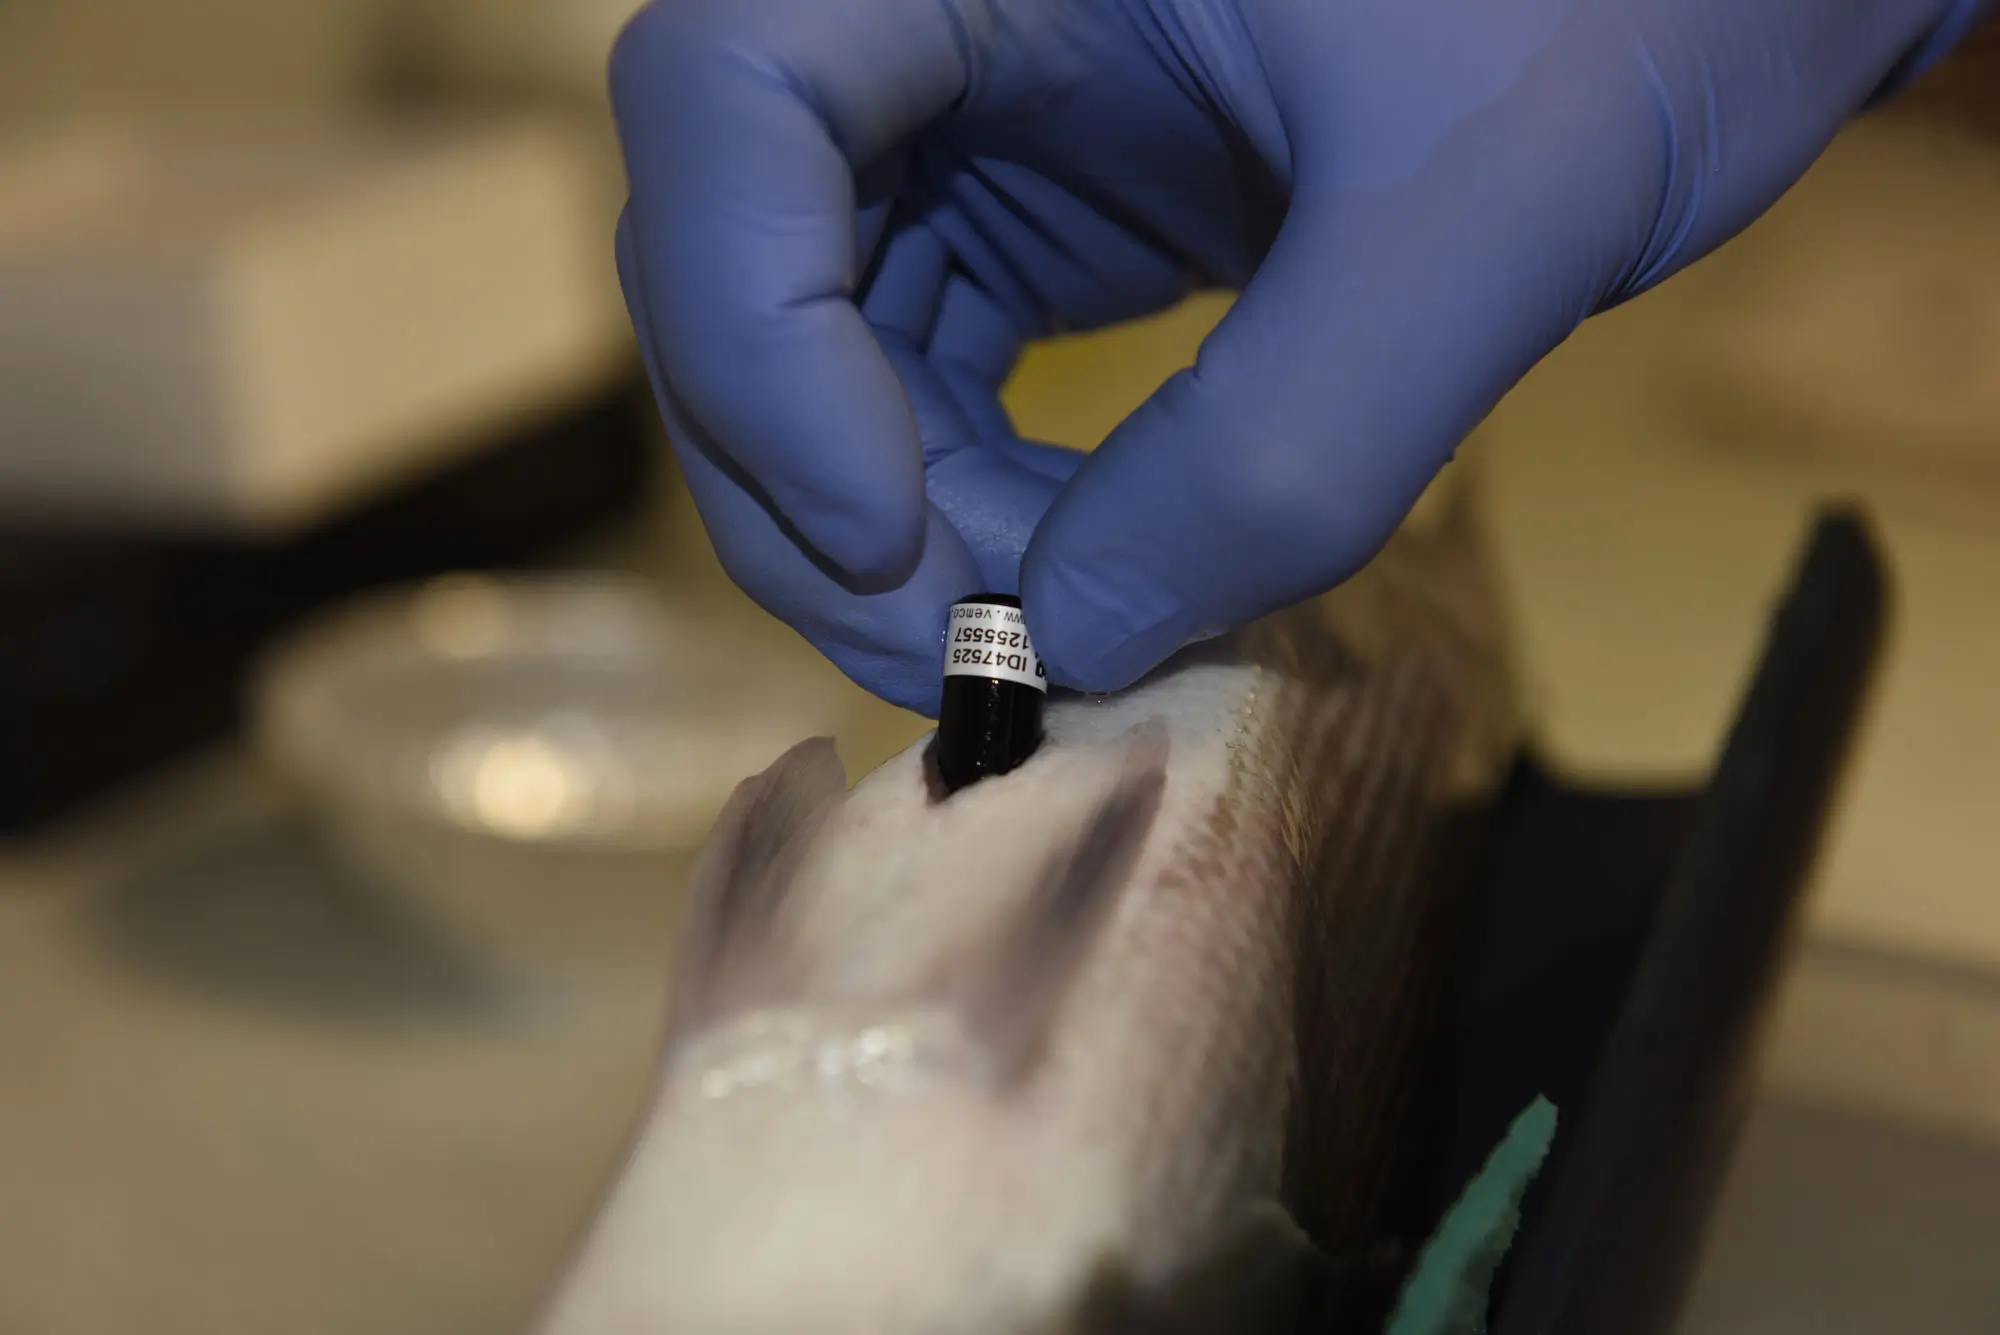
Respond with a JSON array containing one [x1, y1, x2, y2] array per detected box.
[[534, 475, 1515, 1335]]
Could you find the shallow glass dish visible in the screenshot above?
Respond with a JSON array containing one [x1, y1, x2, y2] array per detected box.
[[250, 572, 838, 989]]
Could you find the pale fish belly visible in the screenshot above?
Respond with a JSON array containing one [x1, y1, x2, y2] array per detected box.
[[535, 488, 1514, 1335]]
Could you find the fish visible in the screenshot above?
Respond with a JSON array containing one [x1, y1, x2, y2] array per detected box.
[[533, 469, 1518, 1335]]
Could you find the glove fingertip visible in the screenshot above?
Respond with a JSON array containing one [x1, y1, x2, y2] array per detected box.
[[1022, 552, 1200, 696], [797, 492, 930, 588]]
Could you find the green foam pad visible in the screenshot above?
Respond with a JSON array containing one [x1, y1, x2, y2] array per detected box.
[[1384, 1097, 1559, 1335]]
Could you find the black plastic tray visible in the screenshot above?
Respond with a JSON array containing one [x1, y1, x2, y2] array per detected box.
[[1426, 507, 1888, 1335]]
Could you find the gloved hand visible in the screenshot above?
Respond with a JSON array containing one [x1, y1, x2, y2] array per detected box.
[[611, 0, 1989, 716]]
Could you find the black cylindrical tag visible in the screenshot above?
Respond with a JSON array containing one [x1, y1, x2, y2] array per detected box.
[[935, 593, 1045, 795]]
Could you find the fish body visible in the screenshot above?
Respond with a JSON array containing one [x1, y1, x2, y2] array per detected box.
[[537, 479, 1515, 1335]]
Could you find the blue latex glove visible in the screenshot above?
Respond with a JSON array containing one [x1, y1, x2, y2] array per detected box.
[[611, 0, 1989, 716]]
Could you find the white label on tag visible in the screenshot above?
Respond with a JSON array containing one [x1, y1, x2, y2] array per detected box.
[[943, 602, 1047, 692]]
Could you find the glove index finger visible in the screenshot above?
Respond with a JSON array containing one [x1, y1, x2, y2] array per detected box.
[[610, 0, 972, 582]]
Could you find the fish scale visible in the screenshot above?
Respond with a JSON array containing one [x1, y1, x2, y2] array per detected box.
[[536, 475, 1514, 1335]]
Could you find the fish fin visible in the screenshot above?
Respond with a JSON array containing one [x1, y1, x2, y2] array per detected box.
[[957, 722, 1169, 1085], [1188, 1202, 1336, 1334], [667, 736, 847, 1042], [1072, 1201, 1333, 1335]]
